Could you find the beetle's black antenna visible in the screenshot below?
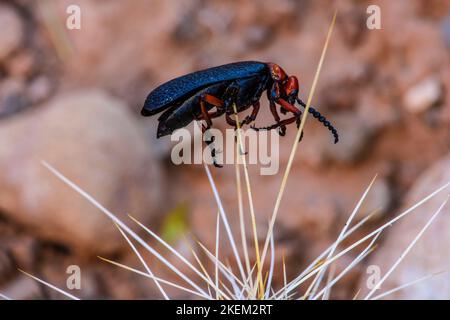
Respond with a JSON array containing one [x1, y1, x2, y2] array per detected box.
[[296, 98, 339, 144]]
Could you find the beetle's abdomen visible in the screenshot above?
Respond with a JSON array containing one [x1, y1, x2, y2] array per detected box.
[[157, 82, 229, 137], [233, 76, 269, 111]]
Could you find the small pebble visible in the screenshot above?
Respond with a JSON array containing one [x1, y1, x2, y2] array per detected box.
[[403, 77, 443, 114], [27, 76, 53, 104], [0, 78, 28, 116], [6, 51, 35, 79]]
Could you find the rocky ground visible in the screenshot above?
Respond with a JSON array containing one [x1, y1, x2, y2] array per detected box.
[[0, 0, 449, 299]]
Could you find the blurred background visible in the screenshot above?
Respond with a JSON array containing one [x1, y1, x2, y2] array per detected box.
[[0, 0, 449, 299]]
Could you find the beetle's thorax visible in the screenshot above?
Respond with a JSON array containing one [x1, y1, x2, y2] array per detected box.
[[225, 74, 269, 112]]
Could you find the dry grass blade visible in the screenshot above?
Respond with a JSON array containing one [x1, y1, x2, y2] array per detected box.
[[218, 278, 238, 299], [225, 260, 242, 298], [232, 105, 263, 298], [37, 0, 74, 60], [239, 264, 258, 299], [196, 240, 246, 291], [370, 271, 446, 300], [352, 289, 361, 300], [41, 160, 208, 297], [282, 251, 288, 300], [312, 231, 381, 300], [364, 196, 449, 300], [323, 262, 337, 300], [234, 136, 253, 289], [201, 153, 247, 283], [260, 10, 338, 272], [265, 231, 276, 299], [309, 175, 378, 298], [273, 207, 379, 299], [18, 269, 80, 300], [114, 223, 169, 300], [127, 214, 224, 295], [281, 181, 450, 296], [215, 210, 220, 299], [0, 293, 12, 300], [183, 238, 218, 296], [97, 257, 213, 300], [297, 208, 379, 283]]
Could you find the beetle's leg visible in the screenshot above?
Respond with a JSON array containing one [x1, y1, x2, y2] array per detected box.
[[279, 99, 288, 115], [198, 110, 224, 123], [202, 93, 223, 106], [225, 113, 237, 128], [197, 94, 226, 122], [201, 122, 223, 168], [200, 99, 213, 128], [265, 88, 287, 136], [252, 115, 305, 141], [225, 113, 239, 143], [240, 102, 260, 127], [199, 94, 224, 168], [251, 100, 287, 136], [203, 94, 225, 115], [269, 100, 286, 136], [252, 115, 297, 130], [225, 113, 239, 145], [276, 98, 305, 139], [199, 93, 226, 121], [227, 113, 250, 156], [269, 101, 280, 122], [225, 112, 250, 155], [276, 98, 302, 116], [296, 116, 304, 142]]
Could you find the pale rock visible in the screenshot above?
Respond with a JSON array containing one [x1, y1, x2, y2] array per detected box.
[[27, 76, 53, 104], [0, 90, 164, 255], [403, 77, 443, 114], [360, 154, 450, 299]]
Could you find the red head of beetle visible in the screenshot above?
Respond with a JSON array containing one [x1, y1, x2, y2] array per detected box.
[[267, 63, 287, 82], [268, 63, 299, 104]]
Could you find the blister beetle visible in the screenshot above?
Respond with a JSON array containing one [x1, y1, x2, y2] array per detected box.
[[141, 61, 339, 167]]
